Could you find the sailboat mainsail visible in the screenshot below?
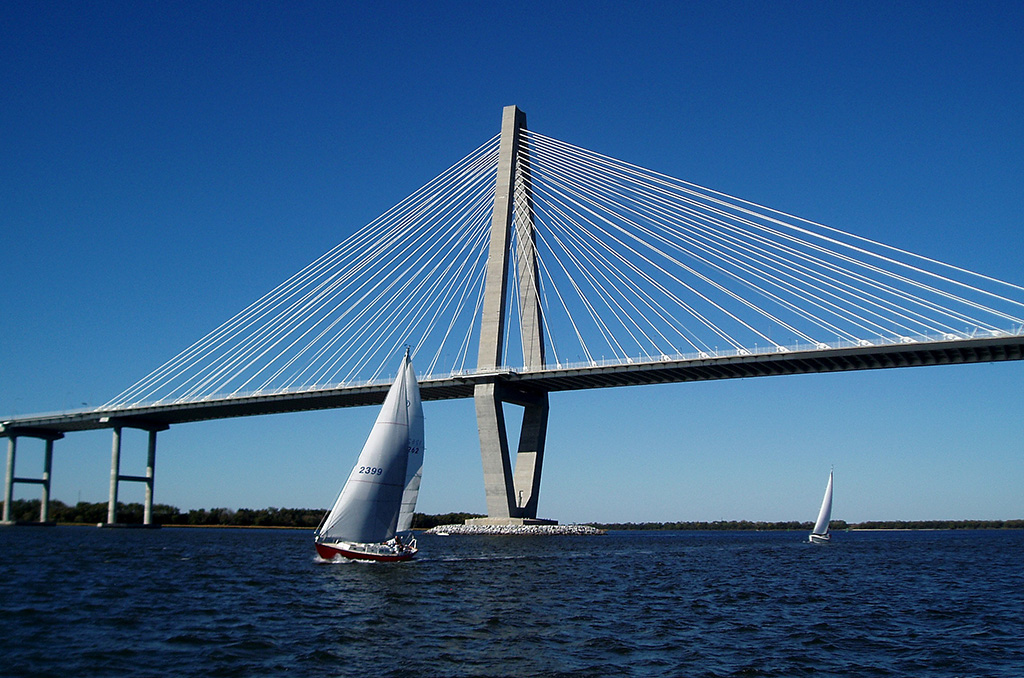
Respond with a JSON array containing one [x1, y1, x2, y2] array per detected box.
[[809, 469, 833, 543], [316, 352, 423, 559]]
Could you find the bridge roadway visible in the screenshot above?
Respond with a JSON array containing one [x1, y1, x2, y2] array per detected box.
[[3, 334, 1023, 436]]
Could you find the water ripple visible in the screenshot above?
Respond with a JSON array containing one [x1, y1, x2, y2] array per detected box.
[[2, 528, 1024, 676]]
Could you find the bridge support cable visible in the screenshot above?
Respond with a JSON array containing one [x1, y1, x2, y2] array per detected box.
[[543, 131, 1024, 323], [532, 193, 660, 355], [531, 183, 750, 356], [100, 107, 1024, 417], [528, 168, 779, 354], [541, 204, 709, 357], [1, 429, 63, 526], [198, 147, 497, 396], [513, 129, 1024, 366], [659, 159, 1024, 302], [248, 178, 494, 390], [533, 187, 729, 357], [277, 151, 497, 386], [534, 163, 951, 350], [522, 148, 900, 344], [539, 195, 709, 354], [424, 243, 491, 377], [335, 194, 496, 384], [524, 135, 876, 350], [321, 212, 493, 385], [102, 166, 459, 406], [528, 131, 1024, 307], [525, 145, 807, 355], [102, 136, 501, 409]]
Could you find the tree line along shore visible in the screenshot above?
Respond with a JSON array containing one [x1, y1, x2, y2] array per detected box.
[[3, 499, 1022, 531], [2, 500, 481, 529]]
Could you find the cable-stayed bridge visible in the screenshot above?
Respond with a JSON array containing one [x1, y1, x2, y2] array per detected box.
[[4, 106, 1024, 525]]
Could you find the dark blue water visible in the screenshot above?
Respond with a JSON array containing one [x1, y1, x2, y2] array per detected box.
[[2, 527, 1022, 677]]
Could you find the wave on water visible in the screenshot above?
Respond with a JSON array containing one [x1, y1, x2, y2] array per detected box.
[[3, 527, 1024, 677]]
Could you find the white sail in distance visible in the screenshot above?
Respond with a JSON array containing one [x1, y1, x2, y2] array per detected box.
[[812, 469, 834, 537]]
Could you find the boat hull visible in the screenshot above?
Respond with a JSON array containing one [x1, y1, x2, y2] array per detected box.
[[808, 533, 831, 544], [315, 540, 417, 562]]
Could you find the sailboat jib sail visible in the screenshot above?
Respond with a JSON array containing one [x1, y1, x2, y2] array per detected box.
[[809, 469, 833, 543], [315, 352, 423, 561]]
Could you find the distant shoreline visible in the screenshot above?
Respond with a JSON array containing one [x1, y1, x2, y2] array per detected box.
[[5, 501, 1020, 531], [587, 519, 1024, 531], [34, 520, 1024, 532]]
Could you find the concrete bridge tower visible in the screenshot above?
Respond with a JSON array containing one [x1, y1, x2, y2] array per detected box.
[[470, 106, 553, 526]]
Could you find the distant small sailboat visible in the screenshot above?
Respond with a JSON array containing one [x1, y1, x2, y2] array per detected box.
[[314, 350, 423, 562], [809, 469, 833, 543]]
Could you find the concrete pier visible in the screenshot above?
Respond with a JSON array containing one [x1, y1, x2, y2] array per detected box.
[[426, 523, 605, 536], [101, 421, 168, 527], [2, 436, 15, 524], [1, 428, 63, 526], [106, 426, 123, 525]]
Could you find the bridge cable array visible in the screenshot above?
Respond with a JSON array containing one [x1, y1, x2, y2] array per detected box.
[[103, 129, 1024, 409], [513, 130, 1024, 368]]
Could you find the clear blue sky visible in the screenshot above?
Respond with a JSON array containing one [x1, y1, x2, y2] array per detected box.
[[2, 1, 1022, 523]]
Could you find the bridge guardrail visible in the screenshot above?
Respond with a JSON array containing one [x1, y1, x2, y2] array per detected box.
[[5, 326, 1022, 421]]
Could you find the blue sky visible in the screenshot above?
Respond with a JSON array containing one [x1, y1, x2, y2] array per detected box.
[[2, 1, 1022, 523]]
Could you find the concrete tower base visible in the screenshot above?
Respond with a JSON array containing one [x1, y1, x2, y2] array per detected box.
[[465, 516, 558, 527]]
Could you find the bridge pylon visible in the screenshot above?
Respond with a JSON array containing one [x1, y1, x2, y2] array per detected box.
[[471, 105, 554, 525]]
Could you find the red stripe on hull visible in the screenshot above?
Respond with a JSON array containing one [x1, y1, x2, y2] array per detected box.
[[315, 541, 416, 562]]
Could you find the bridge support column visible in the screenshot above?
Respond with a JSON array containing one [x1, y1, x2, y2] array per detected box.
[[475, 384, 515, 518], [40, 438, 54, 523], [472, 382, 550, 523], [143, 429, 157, 525], [1, 429, 63, 526], [103, 421, 168, 527], [106, 426, 122, 524], [2, 437, 15, 524], [512, 394, 548, 518]]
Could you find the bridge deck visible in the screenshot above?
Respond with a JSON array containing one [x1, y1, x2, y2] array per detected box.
[[3, 335, 1022, 436]]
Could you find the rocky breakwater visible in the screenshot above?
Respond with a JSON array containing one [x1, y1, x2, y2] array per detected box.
[[425, 524, 606, 536]]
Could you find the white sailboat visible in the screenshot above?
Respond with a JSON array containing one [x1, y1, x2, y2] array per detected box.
[[809, 469, 833, 543], [314, 350, 424, 562]]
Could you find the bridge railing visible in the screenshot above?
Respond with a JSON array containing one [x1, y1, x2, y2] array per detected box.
[[513, 325, 1024, 374], [4, 325, 1022, 423], [71, 324, 1020, 415]]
